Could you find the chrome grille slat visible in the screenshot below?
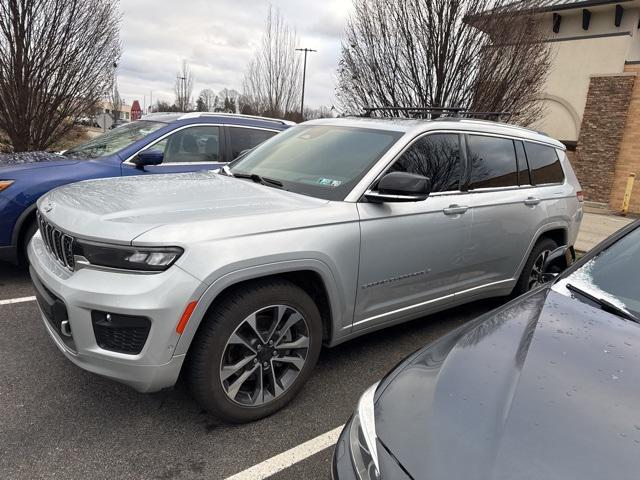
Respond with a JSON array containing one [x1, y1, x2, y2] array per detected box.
[[37, 211, 75, 270]]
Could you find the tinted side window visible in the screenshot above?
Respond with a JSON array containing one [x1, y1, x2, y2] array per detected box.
[[229, 128, 277, 159], [154, 126, 220, 163], [468, 135, 518, 189], [514, 140, 531, 185], [525, 142, 565, 185], [389, 133, 461, 192]]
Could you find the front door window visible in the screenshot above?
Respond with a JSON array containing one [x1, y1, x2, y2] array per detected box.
[[150, 126, 220, 164]]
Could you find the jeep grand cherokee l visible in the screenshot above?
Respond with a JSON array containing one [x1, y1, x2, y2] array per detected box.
[[28, 117, 583, 423]]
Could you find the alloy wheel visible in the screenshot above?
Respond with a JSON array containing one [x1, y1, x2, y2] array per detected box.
[[528, 249, 552, 290], [219, 305, 310, 407]]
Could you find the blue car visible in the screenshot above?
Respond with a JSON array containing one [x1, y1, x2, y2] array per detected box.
[[0, 113, 292, 264]]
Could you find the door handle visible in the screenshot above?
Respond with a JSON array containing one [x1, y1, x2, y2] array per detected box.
[[524, 197, 541, 206], [443, 205, 469, 215]]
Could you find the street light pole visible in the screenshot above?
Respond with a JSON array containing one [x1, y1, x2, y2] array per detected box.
[[296, 48, 316, 119], [177, 75, 186, 111]]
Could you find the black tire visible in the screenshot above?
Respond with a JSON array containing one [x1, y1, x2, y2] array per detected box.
[[187, 279, 322, 423], [512, 237, 558, 296], [19, 218, 38, 265]]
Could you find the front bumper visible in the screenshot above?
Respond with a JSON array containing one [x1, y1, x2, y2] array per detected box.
[[28, 231, 207, 393]]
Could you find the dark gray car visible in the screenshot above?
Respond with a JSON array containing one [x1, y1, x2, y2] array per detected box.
[[333, 219, 640, 480]]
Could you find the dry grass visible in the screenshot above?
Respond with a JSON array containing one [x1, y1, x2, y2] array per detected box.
[[0, 126, 91, 153]]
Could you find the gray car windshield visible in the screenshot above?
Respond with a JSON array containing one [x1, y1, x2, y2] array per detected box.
[[229, 125, 403, 201], [63, 120, 165, 159], [560, 226, 640, 317]]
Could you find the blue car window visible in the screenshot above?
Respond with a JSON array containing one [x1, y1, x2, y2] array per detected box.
[[152, 126, 220, 164]]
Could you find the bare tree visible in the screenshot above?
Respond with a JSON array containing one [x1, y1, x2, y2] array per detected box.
[[109, 72, 122, 124], [0, 0, 121, 151], [197, 88, 216, 112], [304, 105, 334, 120], [174, 60, 194, 112], [242, 6, 301, 118], [336, 0, 551, 126]]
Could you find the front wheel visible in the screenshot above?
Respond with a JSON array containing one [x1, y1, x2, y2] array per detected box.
[[187, 279, 322, 423], [512, 237, 558, 296]]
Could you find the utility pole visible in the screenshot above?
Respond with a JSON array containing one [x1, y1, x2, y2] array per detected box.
[[177, 75, 186, 111], [295, 48, 316, 119]]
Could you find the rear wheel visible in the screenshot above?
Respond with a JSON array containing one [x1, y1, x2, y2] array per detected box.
[[187, 279, 322, 423], [512, 237, 558, 296]]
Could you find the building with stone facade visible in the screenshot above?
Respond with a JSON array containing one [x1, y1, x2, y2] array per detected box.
[[529, 0, 640, 212]]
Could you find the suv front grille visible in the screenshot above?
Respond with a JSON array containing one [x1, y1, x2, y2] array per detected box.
[[37, 211, 75, 270]]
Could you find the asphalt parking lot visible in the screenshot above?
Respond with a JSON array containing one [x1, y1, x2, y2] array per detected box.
[[0, 262, 502, 480]]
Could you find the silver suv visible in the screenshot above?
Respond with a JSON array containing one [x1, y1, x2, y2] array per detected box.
[[28, 117, 583, 422]]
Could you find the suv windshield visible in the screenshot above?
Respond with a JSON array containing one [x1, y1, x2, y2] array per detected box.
[[229, 125, 403, 200], [557, 226, 640, 317], [63, 120, 165, 159]]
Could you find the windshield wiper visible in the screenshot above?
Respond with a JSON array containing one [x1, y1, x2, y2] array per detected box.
[[233, 172, 285, 189], [566, 283, 640, 323]]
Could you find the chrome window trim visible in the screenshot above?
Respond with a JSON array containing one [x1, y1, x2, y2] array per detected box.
[[226, 125, 280, 133], [122, 123, 223, 166], [156, 162, 222, 166]]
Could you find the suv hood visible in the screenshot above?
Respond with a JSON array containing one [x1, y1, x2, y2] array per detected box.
[[38, 171, 329, 244], [0, 151, 80, 175], [375, 289, 640, 480]]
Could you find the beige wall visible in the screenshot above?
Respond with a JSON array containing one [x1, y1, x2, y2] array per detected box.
[[533, 5, 640, 142]]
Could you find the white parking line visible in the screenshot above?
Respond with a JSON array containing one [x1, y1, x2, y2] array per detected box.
[[225, 424, 344, 480], [0, 296, 36, 306]]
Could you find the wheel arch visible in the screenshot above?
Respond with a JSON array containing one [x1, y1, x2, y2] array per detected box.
[[514, 223, 569, 280], [173, 259, 343, 356], [11, 203, 38, 262]]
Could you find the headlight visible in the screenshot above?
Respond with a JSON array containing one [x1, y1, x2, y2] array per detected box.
[[349, 382, 380, 480], [0, 180, 15, 192], [75, 240, 183, 272]]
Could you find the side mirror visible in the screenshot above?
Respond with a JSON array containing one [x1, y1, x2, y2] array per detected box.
[[365, 172, 432, 203], [542, 245, 575, 281], [133, 149, 164, 169]]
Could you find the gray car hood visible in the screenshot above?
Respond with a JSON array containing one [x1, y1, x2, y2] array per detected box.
[[38, 171, 329, 244], [375, 289, 640, 480]]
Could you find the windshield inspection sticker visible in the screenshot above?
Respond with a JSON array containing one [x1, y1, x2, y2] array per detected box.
[[317, 178, 342, 187]]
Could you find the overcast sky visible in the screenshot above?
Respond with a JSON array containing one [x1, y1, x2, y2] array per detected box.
[[117, 0, 353, 110]]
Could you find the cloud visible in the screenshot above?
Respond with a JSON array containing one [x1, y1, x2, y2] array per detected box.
[[116, 0, 353, 110]]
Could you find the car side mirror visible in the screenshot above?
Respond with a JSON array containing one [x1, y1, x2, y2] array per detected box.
[[365, 172, 432, 203], [542, 245, 575, 281], [133, 149, 164, 169]]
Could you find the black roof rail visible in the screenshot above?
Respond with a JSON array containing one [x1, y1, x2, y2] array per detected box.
[[361, 106, 514, 121]]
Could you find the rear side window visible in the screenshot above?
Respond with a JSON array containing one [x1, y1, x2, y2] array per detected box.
[[468, 135, 518, 189], [229, 127, 277, 160], [389, 133, 461, 192], [525, 142, 565, 185]]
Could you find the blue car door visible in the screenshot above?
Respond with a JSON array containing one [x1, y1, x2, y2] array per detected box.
[[121, 124, 226, 175]]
